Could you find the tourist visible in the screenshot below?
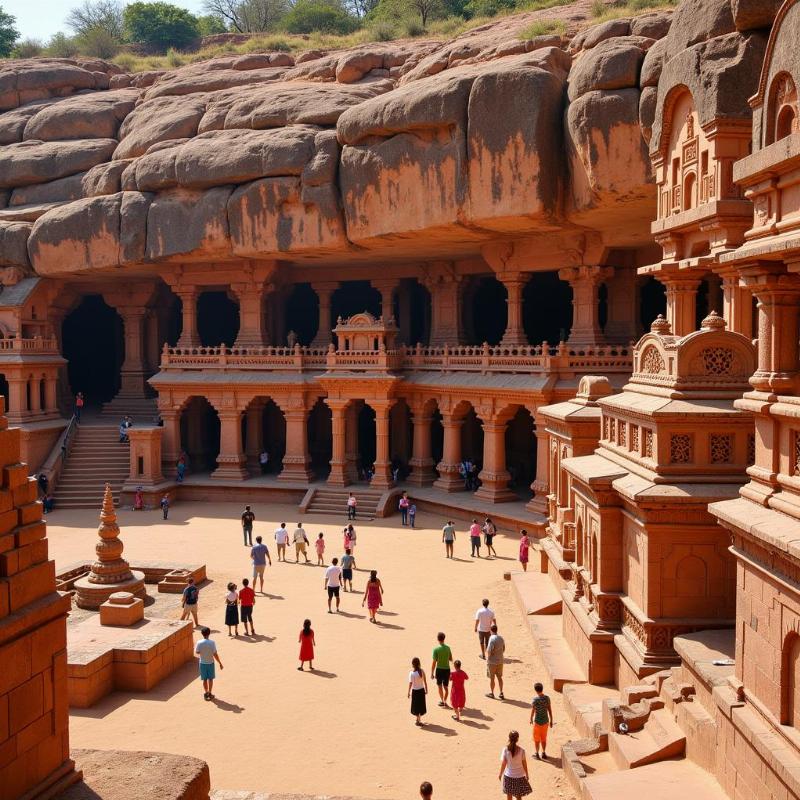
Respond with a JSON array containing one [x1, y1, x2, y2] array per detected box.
[[241, 505, 255, 546], [195, 627, 223, 701], [324, 557, 343, 613], [469, 518, 482, 557], [469, 462, 479, 491], [239, 577, 256, 636], [119, 417, 129, 443], [347, 491, 357, 520], [486, 624, 505, 700], [250, 535, 272, 593], [340, 548, 355, 592], [293, 522, 310, 563], [475, 598, 496, 660], [362, 569, 383, 623], [346, 524, 357, 558], [399, 492, 410, 526], [74, 391, 84, 423], [518, 530, 530, 572], [409, 502, 417, 528], [181, 576, 199, 627], [450, 659, 469, 721], [274, 522, 289, 561], [529, 682, 554, 759], [442, 520, 456, 558], [315, 532, 326, 565], [419, 782, 433, 800], [176, 451, 187, 483], [259, 450, 269, 474], [460, 459, 471, 490], [224, 581, 239, 637], [43, 493, 54, 514], [134, 487, 143, 511], [298, 618, 315, 670], [483, 517, 498, 558], [160, 493, 170, 520], [430, 631, 453, 707], [37, 472, 48, 498], [408, 657, 428, 726], [497, 731, 532, 799]]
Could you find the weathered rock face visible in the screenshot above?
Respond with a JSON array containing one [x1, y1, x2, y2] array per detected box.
[[1, 0, 781, 278]]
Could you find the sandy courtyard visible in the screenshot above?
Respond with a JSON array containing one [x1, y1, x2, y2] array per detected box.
[[48, 501, 579, 800]]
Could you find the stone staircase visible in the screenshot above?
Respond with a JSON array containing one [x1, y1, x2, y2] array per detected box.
[[101, 394, 158, 420], [301, 486, 384, 519], [53, 424, 130, 509]]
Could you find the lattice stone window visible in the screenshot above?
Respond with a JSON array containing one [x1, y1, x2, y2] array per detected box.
[[747, 434, 755, 466], [644, 429, 653, 459], [670, 434, 693, 464], [795, 431, 800, 475], [710, 433, 733, 464], [641, 346, 665, 375], [609, 418, 616, 441], [602, 417, 608, 440], [619, 422, 627, 448], [631, 425, 639, 453], [701, 347, 735, 375]]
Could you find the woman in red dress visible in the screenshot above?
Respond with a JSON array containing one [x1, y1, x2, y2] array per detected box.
[[450, 659, 469, 721], [362, 570, 384, 623], [518, 529, 530, 572], [298, 619, 315, 671]]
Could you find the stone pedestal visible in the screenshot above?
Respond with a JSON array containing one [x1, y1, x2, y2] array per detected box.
[[99, 591, 144, 626]]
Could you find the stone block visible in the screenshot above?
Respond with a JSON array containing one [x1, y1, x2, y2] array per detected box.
[[9, 673, 43, 734], [17, 501, 42, 526], [16, 710, 52, 755], [31, 618, 67, 674], [11, 476, 36, 506], [7, 559, 55, 612], [0, 693, 7, 742], [99, 593, 144, 627], [0, 549, 18, 576], [0, 533, 13, 555], [15, 519, 46, 547], [0, 635, 31, 695], [0, 509, 18, 537]]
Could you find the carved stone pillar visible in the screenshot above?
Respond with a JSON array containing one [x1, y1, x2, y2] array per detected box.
[[245, 401, 264, 475], [717, 267, 754, 339], [372, 279, 398, 321], [424, 271, 463, 346], [326, 399, 350, 486], [408, 410, 436, 486], [397, 282, 412, 344], [526, 409, 550, 514], [604, 267, 639, 343], [311, 281, 338, 348], [45, 376, 58, 414], [475, 417, 516, 503], [176, 288, 200, 348], [371, 402, 394, 488], [433, 413, 464, 492], [661, 276, 701, 337], [118, 307, 148, 397], [499, 273, 528, 346], [160, 408, 180, 477], [279, 402, 313, 484], [345, 401, 361, 483], [6, 376, 28, 423], [559, 265, 613, 346], [233, 282, 267, 347], [29, 377, 41, 413], [212, 409, 248, 480]]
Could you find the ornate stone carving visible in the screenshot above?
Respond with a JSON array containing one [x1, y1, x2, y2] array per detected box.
[[700, 347, 735, 376], [631, 425, 639, 453], [644, 429, 654, 459], [641, 346, 666, 375], [710, 433, 733, 464], [670, 433, 693, 464]]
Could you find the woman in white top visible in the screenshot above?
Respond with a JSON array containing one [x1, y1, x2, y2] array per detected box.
[[224, 582, 239, 637], [498, 730, 532, 799], [408, 657, 428, 726]]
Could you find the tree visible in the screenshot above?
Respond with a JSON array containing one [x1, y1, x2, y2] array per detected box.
[[282, 0, 358, 33], [77, 25, 121, 56], [344, 0, 379, 18], [202, 0, 290, 33], [66, 0, 125, 39], [123, 2, 201, 52], [45, 32, 80, 57], [405, 0, 442, 26], [0, 5, 19, 57], [12, 38, 44, 57], [196, 13, 228, 36]]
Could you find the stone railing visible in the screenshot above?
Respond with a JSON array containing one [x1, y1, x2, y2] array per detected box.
[[0, 335, 59, 353], [159, 341, 633, 376]]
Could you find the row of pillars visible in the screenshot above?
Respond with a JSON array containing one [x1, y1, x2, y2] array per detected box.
[[158, 398, 550, 509], [4, 373, 59, 424]]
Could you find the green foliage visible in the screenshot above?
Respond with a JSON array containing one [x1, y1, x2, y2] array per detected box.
[[590, 0, 605, 15], [463, 0, 514, 19], [113, 51, 137, 70], [518, 17, 565, 37], [282, 0, 358, 34], [243, 34, 293, 50], [66, 0, 125, 38], [367, 19, 397, 39], [165, 46, 186, 65], [196, 13, 228, 35], [45, 32, 80, 57], [403, 17, 425, 35], [0, 5, 19, 57], [123, 1, 201, 52], [12, 38, 44, 58], [76, 25, 121, 56]]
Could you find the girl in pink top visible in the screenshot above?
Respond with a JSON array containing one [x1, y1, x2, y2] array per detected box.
[[450, 660, 469, 721], [470, 519, 482, 558], [519, 529, 530, 572], [315, 532, 325, 565]]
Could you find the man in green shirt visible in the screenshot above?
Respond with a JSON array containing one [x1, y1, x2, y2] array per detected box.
[[529, 681, 555, 759], [442, 521, 456, 559], [430, 631, 454, 707]]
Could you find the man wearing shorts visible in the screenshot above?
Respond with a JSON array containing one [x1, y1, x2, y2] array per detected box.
[[530, 682, 554, 758], [430, 631, 453, 707], [239, 578, 256, 635], [340, 548, 355, 592], [241, 505, 255, 546], [474, 598, 496, 659], [180, 577, 199, 627], [250, 536, 271, 593], [274, 523, 289, 561], [195, 627, 223, 701], [293, 522, 310, 563], [324, 557, 343, 613], [486, 624, 505, 700], [442, 521, 456, 559]]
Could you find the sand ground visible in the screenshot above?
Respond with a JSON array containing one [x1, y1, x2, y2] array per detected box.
[[49, 502, 579, 800]]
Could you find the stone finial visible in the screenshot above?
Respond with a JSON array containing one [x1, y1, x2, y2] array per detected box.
[[650, 314, 671, 335], [88, 484, 134, 586], [701, 310, 726, 331], [576, 375, 613, 402]]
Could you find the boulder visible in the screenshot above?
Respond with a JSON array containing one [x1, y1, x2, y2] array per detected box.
[[0, 101, 49, 145], [0, 139, 117, 189], [665, 0, 737, 55], [582, 19, 631, 50], [336, 51, 384, 83], [730, 0, 781, 30], [115, 96, 207, 159], [630, 12, 672, 39], [568, 38, 647, 101], [302, 130, 340, 186], [296, 50, 325, 64], [82, 160, 132, 196], [640, 37, 667, 87], [144, 66, 287, 99], [0, 221, 32, 268], [10, 172, 87, 206], [639, 85, 658, 144]]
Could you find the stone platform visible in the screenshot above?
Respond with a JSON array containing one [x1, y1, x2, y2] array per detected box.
[[67, 615, 193, 708], [57, 561, 207, 595]]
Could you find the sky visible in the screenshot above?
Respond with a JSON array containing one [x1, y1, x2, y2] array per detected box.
[[5, 0, 208, 43]]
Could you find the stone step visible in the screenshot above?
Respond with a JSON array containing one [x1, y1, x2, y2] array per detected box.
[[511, 570, 563, 616], [528, 614, 587, 692], [608, 708, 686, 769], [563, 683, 620, 739]]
